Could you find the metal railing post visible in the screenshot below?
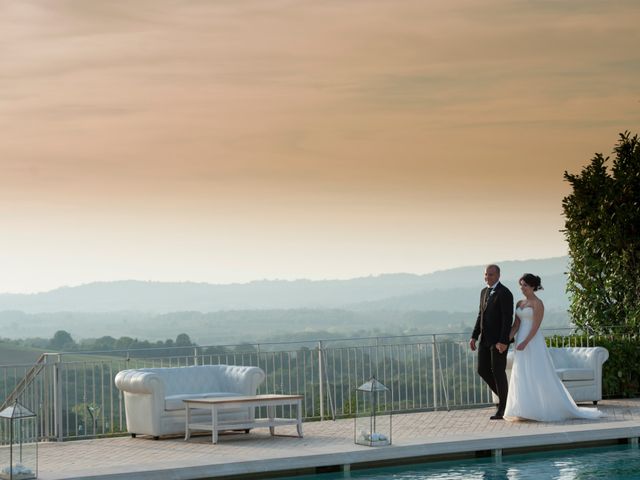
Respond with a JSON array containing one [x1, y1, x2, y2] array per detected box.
[[432, 335, 438, 410], [193, 347, 199, 366], [53, 354, 64, 441], [42, 356, 51, 440], [318, 341, 324, 421]]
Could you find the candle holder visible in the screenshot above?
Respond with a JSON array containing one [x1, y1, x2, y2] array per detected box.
[[354, 377, 391, 447], [0, 401, 37, 480]]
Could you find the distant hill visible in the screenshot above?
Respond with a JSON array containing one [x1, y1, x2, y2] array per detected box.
[[0, 257, 572, 343], [349, 272, 569, 311], [0, 256, 569, 313]]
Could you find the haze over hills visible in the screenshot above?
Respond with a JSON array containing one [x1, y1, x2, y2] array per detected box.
[[0, 257, 571, 344], [0, 257, 568, 313]]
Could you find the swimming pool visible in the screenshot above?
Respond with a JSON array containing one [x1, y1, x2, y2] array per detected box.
[[278, 443, 640, 479]]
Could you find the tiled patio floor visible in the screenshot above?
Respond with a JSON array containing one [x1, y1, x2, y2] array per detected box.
[[38, 399, 640, 480]]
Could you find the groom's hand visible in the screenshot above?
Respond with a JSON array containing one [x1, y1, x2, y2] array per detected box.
[[469, 338, 477, 351], [495, 342, 507, 353]]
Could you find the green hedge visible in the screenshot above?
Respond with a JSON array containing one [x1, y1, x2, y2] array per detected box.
[[548, 335, 640, 398]]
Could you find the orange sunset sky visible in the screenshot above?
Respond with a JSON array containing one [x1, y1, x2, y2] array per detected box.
[[1, 0, 639, 293]]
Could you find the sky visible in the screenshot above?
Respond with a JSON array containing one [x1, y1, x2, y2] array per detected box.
[[1, 0, 639, 294]]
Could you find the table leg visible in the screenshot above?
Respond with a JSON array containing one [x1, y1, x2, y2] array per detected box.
[[296, 399, 303, 437], [185, 404, 191, 441], [212, 405, 219, 444], [268, 405, 275, 435]]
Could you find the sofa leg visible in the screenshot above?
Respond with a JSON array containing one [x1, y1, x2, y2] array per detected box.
[[593, 401, 598, 405], [131, 433, 136, 438], [153, 436, 160, 440], [244, 429, 250, 434]]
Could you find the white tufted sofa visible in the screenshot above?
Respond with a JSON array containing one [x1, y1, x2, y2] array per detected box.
[[115, 365, 266, 438], [496, 346, 609, 405], [547, 347, 609, 404]]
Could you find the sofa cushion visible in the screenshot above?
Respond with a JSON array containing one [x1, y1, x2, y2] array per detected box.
[[165, 392, 240, 411], [555, 368, 594, 381]]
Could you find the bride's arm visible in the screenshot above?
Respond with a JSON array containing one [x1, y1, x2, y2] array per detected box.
[[516, 301, 544, 350], [509, 301, 522, 340], [509, 316, 520, 341]]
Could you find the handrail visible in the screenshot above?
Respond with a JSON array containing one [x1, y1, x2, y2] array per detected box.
[[0, 353, 48, 410]]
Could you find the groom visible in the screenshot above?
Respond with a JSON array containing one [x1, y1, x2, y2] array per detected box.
[[469, 264, 513, 420]]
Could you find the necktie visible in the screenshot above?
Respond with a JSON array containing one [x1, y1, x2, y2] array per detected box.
[[484, 288, 492, 308]]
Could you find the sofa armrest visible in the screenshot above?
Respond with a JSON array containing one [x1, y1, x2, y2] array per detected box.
[[582, 347, 609, 370], [115, 369, 165, 396], [568, 346, 609, 403]]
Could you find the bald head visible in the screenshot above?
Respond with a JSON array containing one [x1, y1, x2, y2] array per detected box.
[[484, 264, 500, 287]]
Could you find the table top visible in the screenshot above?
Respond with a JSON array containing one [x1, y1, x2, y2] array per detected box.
[[183, 394, 303, 405]]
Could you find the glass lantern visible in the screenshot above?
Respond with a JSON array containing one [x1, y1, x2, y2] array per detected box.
[[0, 401, 37, 480], [354, 377, 391, 447]]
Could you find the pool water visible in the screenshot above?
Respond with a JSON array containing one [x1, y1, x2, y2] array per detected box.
[[279, 444, 640, 480]]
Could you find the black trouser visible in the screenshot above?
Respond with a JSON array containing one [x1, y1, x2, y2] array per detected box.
[[477, 343, 508, 414]]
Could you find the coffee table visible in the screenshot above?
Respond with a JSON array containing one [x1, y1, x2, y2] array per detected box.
[[184, 394, 304, 444]]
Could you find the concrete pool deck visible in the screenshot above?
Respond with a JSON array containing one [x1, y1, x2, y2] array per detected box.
[[36, 398, 640, 479]]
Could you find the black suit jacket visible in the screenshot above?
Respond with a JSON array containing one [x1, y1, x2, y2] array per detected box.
[[471, 282, 514, 347]]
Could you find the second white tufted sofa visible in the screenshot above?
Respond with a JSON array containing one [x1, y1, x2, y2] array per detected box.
[[546, 346, 609, 404], [115, 364, 266, 438], [494, 346, 609, 405]]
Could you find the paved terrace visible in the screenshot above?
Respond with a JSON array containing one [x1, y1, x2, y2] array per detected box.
[[38, 399, 640, 480]]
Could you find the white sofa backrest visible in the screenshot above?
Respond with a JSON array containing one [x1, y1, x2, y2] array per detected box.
[[164, 365, 250, 395], [116, 365, 264, 397], [548, 347, 609, 369]]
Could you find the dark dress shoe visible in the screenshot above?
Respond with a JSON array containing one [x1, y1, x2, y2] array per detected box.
[[490, 414, 504, 420]]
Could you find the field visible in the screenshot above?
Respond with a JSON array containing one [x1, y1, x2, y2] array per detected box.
[[0, 342, 126, 367], [0, 342, 45, 366]]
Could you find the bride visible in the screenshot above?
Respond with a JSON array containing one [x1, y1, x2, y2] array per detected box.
[[504, 273, 602, 422]]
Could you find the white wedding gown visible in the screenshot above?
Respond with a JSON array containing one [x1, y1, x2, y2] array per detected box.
[[504, 306, 602, 422]]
